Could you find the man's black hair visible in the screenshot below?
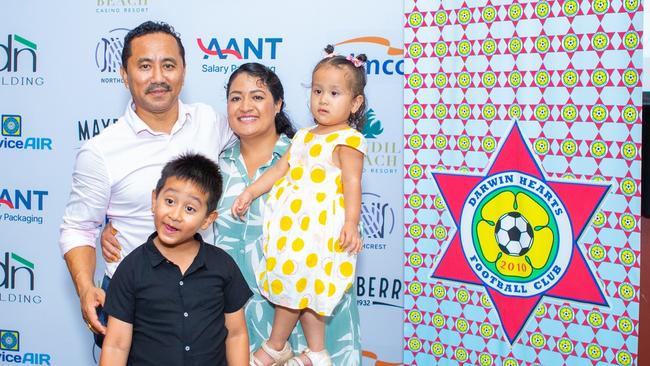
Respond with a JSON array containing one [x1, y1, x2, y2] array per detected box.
[[121, 21, 185, 70]]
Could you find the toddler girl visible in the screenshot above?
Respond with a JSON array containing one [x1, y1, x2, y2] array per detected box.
[[233, 45, 368, 366]]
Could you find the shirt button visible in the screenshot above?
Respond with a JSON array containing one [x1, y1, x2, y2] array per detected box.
[[179, 280, 184, 286], [184, 312, 189, 317], [185, 346, 190, 352], [240, 249, 244, 254]]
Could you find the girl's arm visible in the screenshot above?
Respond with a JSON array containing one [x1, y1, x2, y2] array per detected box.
[[99, 316, 133, 366], [337, 145, 364, 253], [224, 308, 249, 366], [231, 151, 290, 220]]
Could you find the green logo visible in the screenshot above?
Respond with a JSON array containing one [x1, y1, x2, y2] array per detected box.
[[509, 4, 523, 20], [590, 141, 607, 158], [433, 284, 446, 299], [457, 71, 471, 88], [563, 0, 579, 16], [557, 338, 574, 354], [434, 10, 447, 26], [482, 104, 497, 120], [591, 105, 608, 122], [622, 68, 638, 87], [535, 36, 550, 53], [408, 12, 423, 27], [434, 104, 448, 119], [592, 33, 609, 51], [434, 42, 448, 57], [534, 138, 550, 155], [434, 134, 448, 149], [458, 103, 471, 119], [589, 244, 606, 261], [536, 1, 551, 18], [563, 34, 579, 52], [586, 344, 603, 360], [592, 0, 610, 14], [482, 72, 496, 88], [457, 40, 472, 57], [561, 104, 578, 121], [620, 178, 636, 196], [561, 139, 577, 156], [482, 136, 496, 152], [408, 104, 423, 119], [562, 70, 578, 87], [408, 135, 423, 149], [530, 333, 546, 348], [622, 106, 638, 123], [408, 73, 423, 88], [409, 223, 424, 238], [458, 8, 472, 24], [535, 70, 550, 87], [482, 6, 497, 22], [534, 104, 550, 121], [623, 31, 639, 50], [408, 281, 423, 295], [483, 39, 497, 55], [509, 104, 522, 119], [408, 43, 423, 58], [624, 0, 640, 12], [362, 109, 383, 138], [621, 142, 637, 160], [457, 135, 471, 151], [408, 164, 423, 179], [435, 73, 448, 88], [509, 37, 522, 54], [509, 71, 522, 87]]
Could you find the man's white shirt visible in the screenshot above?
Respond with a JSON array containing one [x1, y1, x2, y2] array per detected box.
[[59, 100, 233, 278]]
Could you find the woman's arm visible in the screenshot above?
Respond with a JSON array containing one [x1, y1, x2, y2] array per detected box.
[[232, 150, 290, 219], [99, 316, 133, 366], [337, 145, 364, 253], [224, 308, 249, 366]]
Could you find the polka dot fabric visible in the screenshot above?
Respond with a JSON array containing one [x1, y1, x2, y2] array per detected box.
[[257, 127, 367, 315]]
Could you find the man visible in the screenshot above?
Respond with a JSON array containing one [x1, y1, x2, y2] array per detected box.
[[59, 21, 233, 344]]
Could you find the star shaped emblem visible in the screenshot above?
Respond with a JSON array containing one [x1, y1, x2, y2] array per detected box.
[[431, 123, 609, 342]]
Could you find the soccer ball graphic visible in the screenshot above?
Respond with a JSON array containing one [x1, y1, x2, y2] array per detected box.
[[494, 212, 534, 256]]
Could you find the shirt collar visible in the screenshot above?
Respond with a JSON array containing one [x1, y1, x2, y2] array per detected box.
[[145, 232, 208, 271], [222, 133, 291, 162], [124, 99, 191, 136]]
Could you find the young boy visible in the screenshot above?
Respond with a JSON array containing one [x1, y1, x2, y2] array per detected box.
[[99, 153, 252, 366]]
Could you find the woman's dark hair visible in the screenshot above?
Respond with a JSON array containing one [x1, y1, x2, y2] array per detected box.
[[226, 63, 296, 138], [122, 21, 185, 70], [312, 45, 368, 131]]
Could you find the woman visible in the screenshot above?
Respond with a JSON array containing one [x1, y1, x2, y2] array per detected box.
[[101, 63, 362, 365], [217, 63, 361, 365]]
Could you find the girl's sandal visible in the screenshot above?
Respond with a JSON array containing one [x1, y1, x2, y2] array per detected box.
[[285, 348, 332, 366], [250, 340, 293, 366]]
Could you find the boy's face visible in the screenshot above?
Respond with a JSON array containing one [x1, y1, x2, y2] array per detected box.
[[151, 177, 217, 248]]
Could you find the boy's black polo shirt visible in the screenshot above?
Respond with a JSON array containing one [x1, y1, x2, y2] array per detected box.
[[104, 233, 252, 366]]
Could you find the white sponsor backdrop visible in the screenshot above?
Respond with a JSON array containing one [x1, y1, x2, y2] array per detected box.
[[1, 1, 403, 365]]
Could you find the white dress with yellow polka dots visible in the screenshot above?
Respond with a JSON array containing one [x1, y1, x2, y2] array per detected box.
[[257, 127, 367, 316]]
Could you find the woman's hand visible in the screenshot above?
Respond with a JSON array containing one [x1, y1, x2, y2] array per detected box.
[[101, 222, 121, 263], [231, 190, 254, 221], [339, 221, 362, 254]]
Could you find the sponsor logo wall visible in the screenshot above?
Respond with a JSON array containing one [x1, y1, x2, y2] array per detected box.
[[3, 2, 403, 365], [404, 0, 641, 365]]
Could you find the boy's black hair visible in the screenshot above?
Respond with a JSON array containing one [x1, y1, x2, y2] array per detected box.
[[154, 153, 222, 212], [121, 21, 185, 70]]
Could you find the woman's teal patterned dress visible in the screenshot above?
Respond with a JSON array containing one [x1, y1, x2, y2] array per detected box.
[[214, 135, 362, 365]]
